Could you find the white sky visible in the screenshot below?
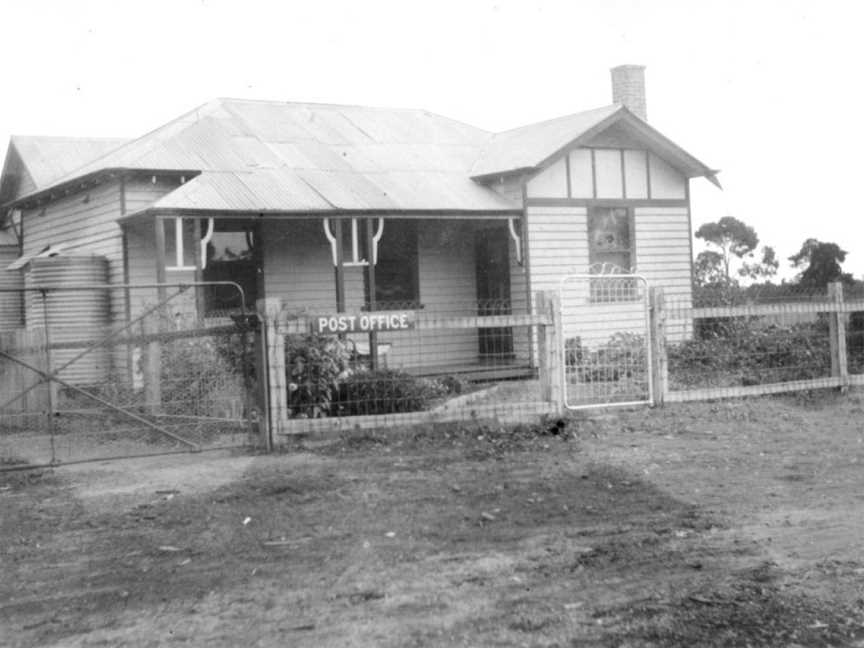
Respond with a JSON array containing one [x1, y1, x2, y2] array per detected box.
[[2, 0, 863, 279]]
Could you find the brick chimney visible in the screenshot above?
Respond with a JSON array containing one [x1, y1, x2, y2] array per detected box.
[[611, 65, 647, 121]]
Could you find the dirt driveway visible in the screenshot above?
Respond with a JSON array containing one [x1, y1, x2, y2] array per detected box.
[[2, 393, 864, 647]]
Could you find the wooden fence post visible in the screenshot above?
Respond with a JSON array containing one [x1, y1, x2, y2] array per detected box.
[[257, 297, 287, 446], [253, 308, 271, 451], [649, 287, 668, 406], [143, 317, 162, 414], [828, 281, 848, 393], [536, 292, 550, 402], [535, 290, 563, 414]]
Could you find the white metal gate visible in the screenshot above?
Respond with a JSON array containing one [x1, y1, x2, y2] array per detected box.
[[559, 273, 653, 409]]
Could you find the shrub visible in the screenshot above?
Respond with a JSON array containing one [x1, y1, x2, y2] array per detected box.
[[335, 369, 447, 416], [284, 334, 352, 418], [667, 319, 831, 388]]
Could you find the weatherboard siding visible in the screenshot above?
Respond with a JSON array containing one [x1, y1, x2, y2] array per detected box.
[[0, 246, 23, 331], [261, 219, 339, 314], [124, 176, 184, 214], [124, 221, 196, 319], [20, 182, 128, 326], [633, 206, 693, 340]]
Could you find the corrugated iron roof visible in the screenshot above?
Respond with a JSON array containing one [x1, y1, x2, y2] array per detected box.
[[53, 99, 517, 212], [10, 135, 128, 189], [471, 105, 622, 177], [5, 97, 719, 212]]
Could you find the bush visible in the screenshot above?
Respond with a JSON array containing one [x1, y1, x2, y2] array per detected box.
[[335, 369, 447, 416], [284, 334, 352, 418], [668, 318, 831, 388]]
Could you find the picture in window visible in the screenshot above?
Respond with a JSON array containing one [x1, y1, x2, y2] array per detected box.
[[588, 207, 636, 301]]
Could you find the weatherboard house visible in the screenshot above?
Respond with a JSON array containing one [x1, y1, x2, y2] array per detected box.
[[0, 65, 718, 378]]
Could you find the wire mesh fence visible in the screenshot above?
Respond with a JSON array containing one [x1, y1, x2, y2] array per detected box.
[[261, 296, 557, 435], [664, 283, 864, 400], [0, 283, 258, 470]]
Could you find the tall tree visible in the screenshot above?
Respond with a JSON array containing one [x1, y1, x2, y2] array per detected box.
[[789, 239, 853, 288], [694, 216, 759, 282]]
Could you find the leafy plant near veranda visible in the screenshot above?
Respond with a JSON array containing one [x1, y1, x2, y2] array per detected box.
[[284, 333, 352, 418]]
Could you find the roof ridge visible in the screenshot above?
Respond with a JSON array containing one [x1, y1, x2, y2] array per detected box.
[[490, 103, 621, 137], [215, 97, 493, 135], [216, 96, 428, 112], [11, 134, 128, 142]]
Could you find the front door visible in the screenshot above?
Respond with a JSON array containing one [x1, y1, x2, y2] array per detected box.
[[475, 227, 514, 358]]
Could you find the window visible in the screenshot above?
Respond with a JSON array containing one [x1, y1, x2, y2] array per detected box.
[[366, 220, 419, 309], [588, 206, 636, 302], [203, 221, 258, 313]]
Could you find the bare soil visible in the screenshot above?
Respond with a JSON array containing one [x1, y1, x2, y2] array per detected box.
[[2, 392, 864, 647]]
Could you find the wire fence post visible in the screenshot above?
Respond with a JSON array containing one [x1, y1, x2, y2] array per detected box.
[[143, 316, 162, 414], [649, 286, 668, 406], [39, 289, 57, 462], [536, 291, 551, 403], [253, 308, 271, 451], [828, 281, 848, 393], [258, 297, 287, 441], [535, 290, 563, 414]]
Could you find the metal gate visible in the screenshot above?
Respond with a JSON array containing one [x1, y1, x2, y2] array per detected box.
[[0, 282, 259, 470], [559, 273, 653, 409]]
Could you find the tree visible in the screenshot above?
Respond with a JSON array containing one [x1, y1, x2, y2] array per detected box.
[[695, 216, 759, 282], [789, 239, 853, 288], [739, 245, 779, 281]]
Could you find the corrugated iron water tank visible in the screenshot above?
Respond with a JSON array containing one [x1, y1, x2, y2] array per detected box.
[[0, 245, 23, 331], [25, 256, 110, 386]]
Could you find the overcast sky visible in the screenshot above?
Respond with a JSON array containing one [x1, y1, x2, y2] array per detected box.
[[2, 0, 862, 279]]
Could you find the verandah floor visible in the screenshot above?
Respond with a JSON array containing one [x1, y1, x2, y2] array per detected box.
[[403, 358, 534, 382]]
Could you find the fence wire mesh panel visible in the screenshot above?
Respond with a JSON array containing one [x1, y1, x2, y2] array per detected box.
[[261, 297, 558, 436], [0, 283, 258, 470], [558, 274, 652, 409], [664, 283, 860, 402]]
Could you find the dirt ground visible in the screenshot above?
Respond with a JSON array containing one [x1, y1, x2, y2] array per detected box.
[[2, 392, 864, 647]]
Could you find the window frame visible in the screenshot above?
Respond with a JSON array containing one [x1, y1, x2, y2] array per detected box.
[[587, 205, 638, 303], [363, 219, 421, 311]]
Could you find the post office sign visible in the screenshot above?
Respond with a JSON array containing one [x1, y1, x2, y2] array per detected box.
[[312, 311, 416, 334]]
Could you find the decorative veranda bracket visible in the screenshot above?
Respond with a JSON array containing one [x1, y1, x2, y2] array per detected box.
[[322, 217, 384, 266], [508, 218, 523, 265], [165, 217, 215, 271]]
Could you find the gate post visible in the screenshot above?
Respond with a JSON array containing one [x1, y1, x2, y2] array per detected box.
[[257, 297, 287, 447], [649, 287, 668, 406], [536, 290, 563, 414], [827, 282, 848, 393]]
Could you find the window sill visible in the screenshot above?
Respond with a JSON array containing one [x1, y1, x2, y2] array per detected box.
[[362, 302, 425, 312]]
